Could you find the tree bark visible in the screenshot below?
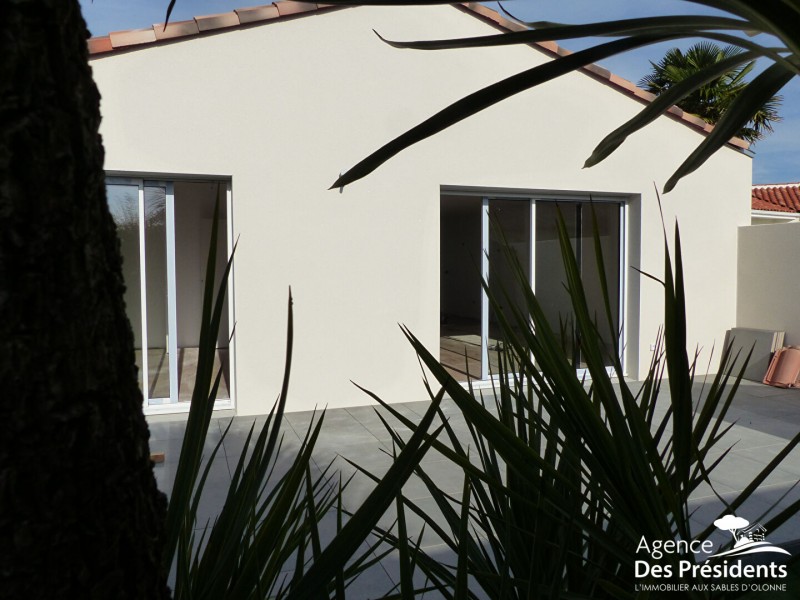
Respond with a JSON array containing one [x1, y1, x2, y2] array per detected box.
[[0, 2, 170, 598]]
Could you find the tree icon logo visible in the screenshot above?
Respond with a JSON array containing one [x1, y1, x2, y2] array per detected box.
[[707, 514, 790, 560]]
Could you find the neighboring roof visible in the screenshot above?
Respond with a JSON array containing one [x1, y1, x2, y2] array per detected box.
[[87, 2, 748, 150], [752, 183, 800, 213]]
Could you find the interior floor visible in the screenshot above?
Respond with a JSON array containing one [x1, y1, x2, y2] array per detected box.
[[440, 316, 503, 382], [440, 316, 620, 381], [135, 348, 231, 403]]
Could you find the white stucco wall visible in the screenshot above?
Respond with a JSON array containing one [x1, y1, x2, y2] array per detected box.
[[738, 222, 800, 345], [90, 5, 751, 415]]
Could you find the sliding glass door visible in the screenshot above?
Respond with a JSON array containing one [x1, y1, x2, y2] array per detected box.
[[487, 199, 531, 376], [106, 178, 232, 411], [440, 194, 624, 382], [440, 196, 485, 379], [534, 201, 622, 369], [107, 182, 148, 393]]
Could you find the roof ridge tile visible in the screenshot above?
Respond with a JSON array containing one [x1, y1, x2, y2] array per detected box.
[[108, 27, 157, 49], [235, 5, 280, 24], [153, 19, 199, 41], [274, 1, 319, 17], [195, 12, 241, 32]]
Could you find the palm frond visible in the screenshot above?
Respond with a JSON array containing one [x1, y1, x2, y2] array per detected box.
[[324, 0, 798, 190]]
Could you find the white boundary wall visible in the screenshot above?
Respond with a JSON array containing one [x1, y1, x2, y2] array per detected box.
[[738, 222, 800, 346]]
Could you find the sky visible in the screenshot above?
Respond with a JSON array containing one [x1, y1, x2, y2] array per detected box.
[[79, 0, 799, 184]]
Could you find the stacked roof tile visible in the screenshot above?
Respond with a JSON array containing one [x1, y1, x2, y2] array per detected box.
[[752, 183, 800, 213]]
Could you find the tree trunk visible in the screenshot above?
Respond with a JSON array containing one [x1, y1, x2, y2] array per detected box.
[[0, 2, 170, 598]]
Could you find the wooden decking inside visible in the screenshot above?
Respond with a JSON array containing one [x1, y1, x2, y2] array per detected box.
[[440, 334, 482, 382], [440, 314, 540, 382], [134, 347, 231, 403], [439, 317, 507, 382]]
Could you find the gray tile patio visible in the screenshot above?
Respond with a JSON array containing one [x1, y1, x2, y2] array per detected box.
[[148, 378, 800, 597]]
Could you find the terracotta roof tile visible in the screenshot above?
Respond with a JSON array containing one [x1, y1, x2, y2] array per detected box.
[[87, 36, 113, 54], [109, 27, 157, 49], [536, 40, 559, 54], [685, 114, 708, 128], [85, 2, 750, 150], [452, 2, 749, 150], [235, 5, 281, 24], [584, 63, 611, 79], [195, 12, 241, 32], [153, 19, 200, 41], [274, 1, 318, 18], [89, 4, 341, 57], [462, 2, 525, 33], [752, 184, 800, 213], [608, 74, 636, 93]]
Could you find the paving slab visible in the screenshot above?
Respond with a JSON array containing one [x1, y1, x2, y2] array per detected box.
[[148, 378, 800, 596]]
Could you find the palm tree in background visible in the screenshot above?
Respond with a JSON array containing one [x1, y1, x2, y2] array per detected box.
[[639, 42, 782, 144]]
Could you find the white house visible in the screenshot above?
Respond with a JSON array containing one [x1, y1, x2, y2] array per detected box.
[[88, 2, 752, 416]]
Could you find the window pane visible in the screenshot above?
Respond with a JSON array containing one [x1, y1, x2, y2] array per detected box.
[[144, 185, 170, 400], [535, 202, 578, 364], [535, 202, 621, 368], [580, 203, 621, 366], [107, 184, 144, 392], [488, 199, 530, 377], [440, 196, 484, 381], [174, 181, 231, 402]]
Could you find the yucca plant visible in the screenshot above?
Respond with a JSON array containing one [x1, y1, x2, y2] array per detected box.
[[353, 207, 800, 599], [160, 195, 444, 598], [158, 197, 800, 598], [157, 195, 346, 598]]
